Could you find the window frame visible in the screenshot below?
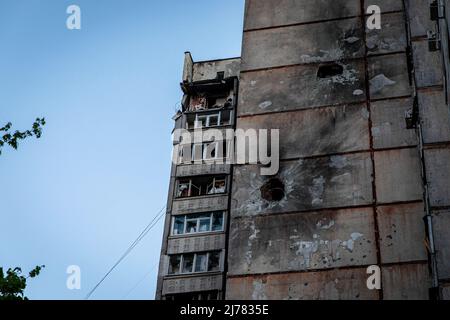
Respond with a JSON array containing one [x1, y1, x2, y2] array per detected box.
[[170, 212, 225, 236], [168, 251, 222, 276], [194, 112, 222, 128], [175, 176, 227, 199]]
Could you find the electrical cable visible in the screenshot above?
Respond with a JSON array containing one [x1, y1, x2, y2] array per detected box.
[[85, 206, 166, 299]]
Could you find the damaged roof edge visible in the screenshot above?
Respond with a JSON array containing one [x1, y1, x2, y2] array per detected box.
[[183, 51, 241, 83]]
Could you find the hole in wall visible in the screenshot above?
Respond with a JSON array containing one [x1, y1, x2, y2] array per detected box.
[[317, 63, 344, 78], [260, 178, 285, 202]]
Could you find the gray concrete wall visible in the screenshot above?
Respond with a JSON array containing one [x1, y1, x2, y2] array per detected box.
[[227, 0, 434, 300]]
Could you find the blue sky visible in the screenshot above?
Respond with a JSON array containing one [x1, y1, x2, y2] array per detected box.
[[0, 0, 244, 300]]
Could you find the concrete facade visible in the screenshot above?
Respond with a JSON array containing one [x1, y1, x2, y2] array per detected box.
[[157, 0, 450, 300], [226, 0, 449, 300]]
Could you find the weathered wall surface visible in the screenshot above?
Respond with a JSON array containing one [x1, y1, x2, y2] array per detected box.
[[406, 0, 450, 297], [226, 268, 379, 300], [227, 0, 439, 300]]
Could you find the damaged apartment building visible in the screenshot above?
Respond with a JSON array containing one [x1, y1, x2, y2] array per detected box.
[[156, 0, 450, 300]]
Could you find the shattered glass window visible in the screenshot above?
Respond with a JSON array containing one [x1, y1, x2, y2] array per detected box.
[[168, 255, 181, 275], [211, 212, 223, 231], [186, 219, 198, 234], [208, 251, 221, 272]]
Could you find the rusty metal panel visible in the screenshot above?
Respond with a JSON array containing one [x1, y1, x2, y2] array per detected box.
[[241, 18, 364, 71], [419, 90, 450, 144], [377, 203, 427, 264], [424, 147, 450, 207], [176, 163, 231, 178], [238, 61, 366, 116], [244, 0, 361, 31], [232, 153, 373, 217], [192, 58, 240, 82], [167, 233, 226, 255], [226, 268, 379, 300], [374, 148, 423, 204], [162, 274, 223, 295], [413, 40, 444, 88], [371, 97, 417, 149], [433, 209, 450, 280], [368, 53, 412, 100], [237, 104, 370, 159], [366, 12, 407, 56], [172, 195, 229, 215], [228, 208, 377, 275], [382, 263, 430, 299]]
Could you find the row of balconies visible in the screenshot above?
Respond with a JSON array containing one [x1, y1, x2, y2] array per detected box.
[[161, 78, 236, 299]]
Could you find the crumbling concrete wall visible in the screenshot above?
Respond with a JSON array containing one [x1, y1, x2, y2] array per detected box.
[[227, 0, 438, 300]]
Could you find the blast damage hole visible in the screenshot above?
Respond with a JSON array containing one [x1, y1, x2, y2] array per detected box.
[[317, 63, 344, 78], [260, 178, 285, 202]]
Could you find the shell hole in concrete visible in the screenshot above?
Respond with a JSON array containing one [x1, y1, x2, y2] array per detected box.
[[317, 63, 344, 78], [260, 178, 285, 202]]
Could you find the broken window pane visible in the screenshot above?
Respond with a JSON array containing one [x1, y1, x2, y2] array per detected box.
[[195, 253, 208, 272], [182, 254, 194, 273], [211, 212, 223, 231], [186, 219, 198, 233], [208, 178, 226, 194], [168, 255, 181, 275], [203, 142, 217, 160], [173, 216, 185, 235], [208, 251, 221, 272], [208, 115, 219, 127], [177, 181, 190, 198], [190, 183, 201, 197]]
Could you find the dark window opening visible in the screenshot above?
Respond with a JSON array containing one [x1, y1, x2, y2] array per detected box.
[[260, 178, 285, 202], [176, 176, 227, 198], [317, 63, 344, 78]]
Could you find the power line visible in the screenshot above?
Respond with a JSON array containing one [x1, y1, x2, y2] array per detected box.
[[122, 261, 159, 299], [85, 205, 166, 300]]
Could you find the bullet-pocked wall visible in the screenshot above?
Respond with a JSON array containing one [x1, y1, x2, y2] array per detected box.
[[225, 0, 450, 300]]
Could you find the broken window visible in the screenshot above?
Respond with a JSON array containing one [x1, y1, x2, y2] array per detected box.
[[207, 177, 226, 194], [203, 142, 219, 160], [177, 180, 191, 198], [175, 176, 227, 198], [208, 251, 221, 272], [192, 141, 230, 162], [189, 95, 207, 111], [317, 63, 344, 78], [168, 251, 222, 275], [186, 218, 198, 234], [168, 255, 181, 275], [211, 212, 224, 231], [171, 212, 224, 235]]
